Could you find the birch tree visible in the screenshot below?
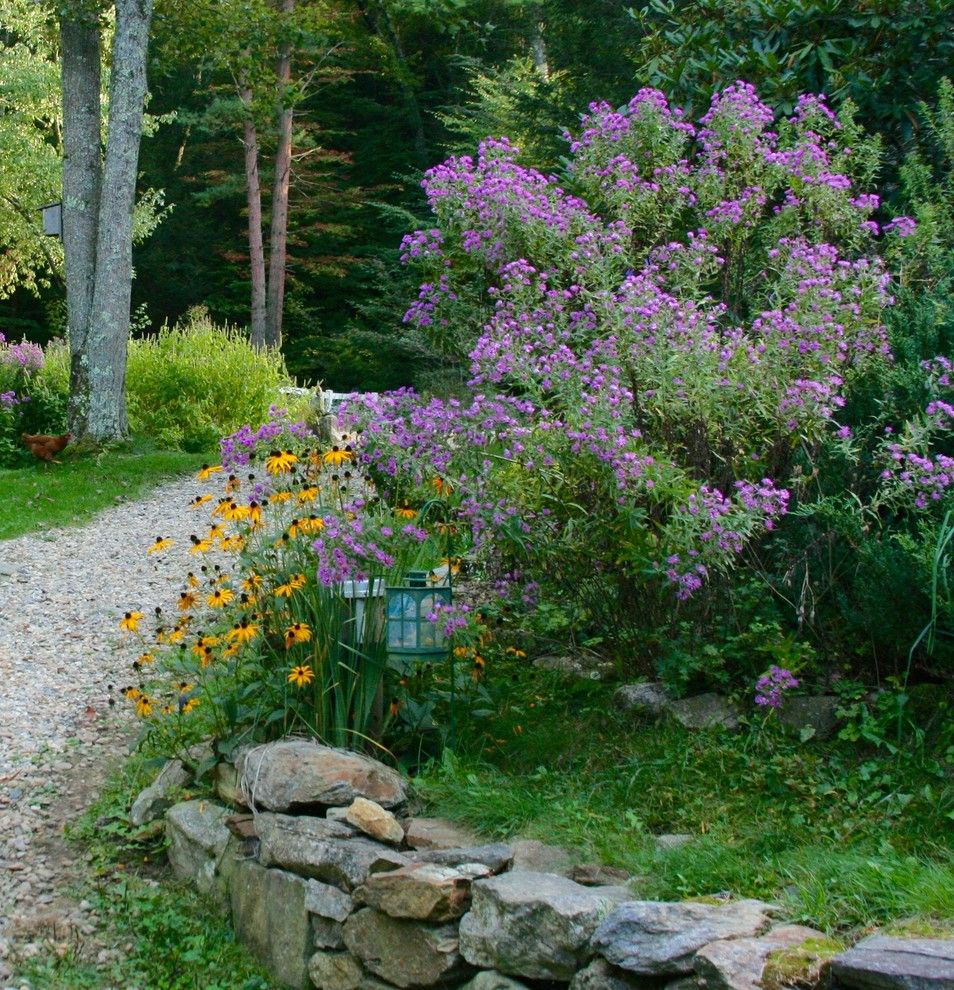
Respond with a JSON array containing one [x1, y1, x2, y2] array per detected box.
[[60, 0, 153, 442]]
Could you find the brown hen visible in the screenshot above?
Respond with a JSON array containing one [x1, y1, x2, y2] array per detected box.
[[22, 432, 72, 463]]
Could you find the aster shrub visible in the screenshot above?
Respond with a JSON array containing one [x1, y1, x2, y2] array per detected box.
[[346, 82, 952, 687], [0, 331, 67, 465]]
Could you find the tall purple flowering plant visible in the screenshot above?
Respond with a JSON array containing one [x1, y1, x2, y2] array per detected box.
[[342, 83, 947, 675]]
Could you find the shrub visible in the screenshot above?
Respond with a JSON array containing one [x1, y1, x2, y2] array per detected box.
[[0, 332, 67, 466], [125, 311, 295, 451], [343, 82, 952, 689]]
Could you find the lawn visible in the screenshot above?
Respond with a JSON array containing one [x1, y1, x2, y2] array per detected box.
[[414, 660, 954, 935], [0, 447, 213, 541]]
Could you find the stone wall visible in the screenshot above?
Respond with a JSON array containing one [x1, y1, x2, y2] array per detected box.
[[148, 739, 953, 990]]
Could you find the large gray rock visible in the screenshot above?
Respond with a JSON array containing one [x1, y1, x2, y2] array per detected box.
[[130, 759, 191, 826], [570, 957, 648, 989], [165, 800, 232, 900], [357, 862, 489, 922], [346, 797, 404, 845], [614, 682, 672, 718], [510, 839, 576, 875], [412, 843, 513, 875], [668, 694, 740, 731], [343, 907, 469, 988], [778, 696, 840, 741], [308, 951, 394, 990], [307, 879, 354, 947], [459, 870, 629, 980], [831, 936, 954, 989], [693, 924, 826, 989], [240, 740, 407, 811], [591, 899, 776, 976], [458, 972, 531, 990], [403, 817, 480, 851], [230, 860, 314, 989], [257, 812, 408, 890]]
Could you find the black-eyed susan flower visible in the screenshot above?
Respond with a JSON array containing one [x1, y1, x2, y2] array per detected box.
[[136, 652, 155, 666], [453, 646, 471, 659], [147, 537, 174, 554], [225, 474, 241, 494], [135, 695, 153, 717], [266, 450, 298, 475], [471, 655, 486, 682], [274, 573, 307, 598], [388, 698, 402, 718], [189, 494, 213, 509], [284, 622, 312, 649], [197, 464, 223, 481], [505, 646, 528, 658], [212, 497, 231, 518], [178, 592, 197, 612], [189, 535, 213, 554], [120, 611, 144, 633], [191, 635, 220, 659], [288, 665, 315, 687], [220, 535, 245, 553], [297, 486, 319, 504], [431, 477, 453, 496], [180, 697, 200, 715], [207, 588, 235, 608], [241, 573, 263, 593], [207, 523, 226, 540], [270, 490, 293, 504], [227, 620, 260, 644], [186, 572, 200, 588], [323, 446, 352, 467], [394, 504, 416, 519]]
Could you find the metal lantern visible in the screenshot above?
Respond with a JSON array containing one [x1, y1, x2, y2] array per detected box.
[[39, 202, 63, 239], [386, 570, 452, 661]]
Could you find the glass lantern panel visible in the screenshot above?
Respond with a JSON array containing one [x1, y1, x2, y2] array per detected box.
[[388, 592, 418, 649], [417, 593, 444, 648]]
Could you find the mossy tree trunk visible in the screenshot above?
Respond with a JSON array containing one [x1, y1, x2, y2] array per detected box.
[[60, 0, 154, 444]]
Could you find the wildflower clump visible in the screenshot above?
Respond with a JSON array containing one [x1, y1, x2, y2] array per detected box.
[[119, 406, 459, 756]]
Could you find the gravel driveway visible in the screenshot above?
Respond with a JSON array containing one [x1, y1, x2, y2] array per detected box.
[[0, 471, 224, 980]]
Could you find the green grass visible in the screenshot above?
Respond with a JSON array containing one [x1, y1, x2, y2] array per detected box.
[[15, 755, 271, 990], [0, 446, 213, 541], [414, 661, 954, 935]]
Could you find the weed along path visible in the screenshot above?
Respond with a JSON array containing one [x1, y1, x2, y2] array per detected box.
[[0, 470, 224, 979]]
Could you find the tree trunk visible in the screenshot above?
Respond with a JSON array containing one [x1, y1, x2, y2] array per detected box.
[[60, 13, 102, 436], [264, 0, 294, 350], [238, 70, 268, 348], [530, 8, 550, 81], [85, 0, 154, 441]]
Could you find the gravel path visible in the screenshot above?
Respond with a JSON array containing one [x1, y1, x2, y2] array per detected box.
[[0, 471, 225, 981]]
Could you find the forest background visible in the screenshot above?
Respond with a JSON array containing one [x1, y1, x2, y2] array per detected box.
[[2, 0, 951, 394]]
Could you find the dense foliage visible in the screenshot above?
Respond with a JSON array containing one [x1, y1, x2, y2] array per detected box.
[[3, 1, 954, 393], [335, 83, 953, 693], [0, 316, 294, 463]]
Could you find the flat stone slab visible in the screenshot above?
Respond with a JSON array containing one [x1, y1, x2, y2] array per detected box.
[[832, 936, 954, 989], [257, 813, 408, 890], [403, 817, 480, 851], [411, 843, 514, 875], [591, 899, 776, 975], [459, 870, 629, 980], [693, 924, 827, 990], [240, 740, 407, 811]]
